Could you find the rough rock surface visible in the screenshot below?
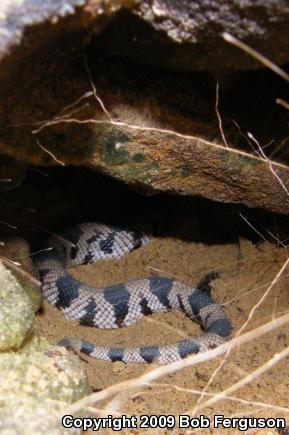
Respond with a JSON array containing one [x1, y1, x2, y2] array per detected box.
[[0, 335, 90, 434], [0, 261, 34, 350], [96, 0, 289, 72], [0, 240, 90, 434], [0, 0, 288, 213], [0, 257, 90, 434], [2, 63, 289, 213], [0, 0, 288, 74], [1, 237, 43, 311]]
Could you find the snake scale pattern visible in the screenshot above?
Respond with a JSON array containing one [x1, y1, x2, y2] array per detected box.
[[35, 223, 231, 364]]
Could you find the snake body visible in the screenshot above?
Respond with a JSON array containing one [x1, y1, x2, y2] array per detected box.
[[35, 223, 231, 364]]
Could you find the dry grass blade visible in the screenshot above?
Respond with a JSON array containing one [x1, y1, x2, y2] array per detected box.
[[222, 32, 289, 83], [247, 132, 289, 196], [192, 256, 289, 414], [64, 312, 289, 414], [0, 256, 41, 287], [152, 382, 289, 415], [83, 53, 112, 121], [194, 345, 289, 413], [0, 221, 17, 229], [36, 139, 65, 166], [276, 98, 289, 111], [215, 81, 229, 148]]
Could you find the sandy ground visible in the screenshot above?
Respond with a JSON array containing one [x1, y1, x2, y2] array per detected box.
[[35, 232, 289, 434]]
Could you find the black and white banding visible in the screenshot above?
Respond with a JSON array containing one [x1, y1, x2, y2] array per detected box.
[[35, 223, 231, 364]]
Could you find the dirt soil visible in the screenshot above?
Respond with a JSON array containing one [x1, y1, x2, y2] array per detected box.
[[35, 229, 289, 434]]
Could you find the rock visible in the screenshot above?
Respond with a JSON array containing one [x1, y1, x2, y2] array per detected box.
[[87, 4, 289, 74], [0, 1, 288, 213], [2, 70, 289, 213], [1, 237, 43, 312], [0, 335, 90, 435], [0, 261, 34, 351], [0, 0, 288, 75], [135, 0, 289, 71], [0, 255, 90, 434]]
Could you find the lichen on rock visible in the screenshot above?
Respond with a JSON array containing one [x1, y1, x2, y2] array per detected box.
[[0, 0, 288, 214], [0, 335, 90, 434], [0, 261, 34, 351], [0, 256, 90, 434]]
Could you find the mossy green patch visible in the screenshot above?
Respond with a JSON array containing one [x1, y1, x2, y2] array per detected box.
[[103, 132, 130, 165], [0, 334, 90, 433], [132, 153, 146, 163], [223, 149, 260, 168], [0, 263, 34, 351], [114, 161, 161, 184], [178, 164, 193, 177], [145, 162, 160, 171], [122, 166, 143, 179], [17, 276, 42, 312]]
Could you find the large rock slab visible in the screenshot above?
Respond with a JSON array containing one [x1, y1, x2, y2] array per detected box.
[[0, 0, 288, 213], [1, 0, 289, 74], [0, 335, 90, 434], [0, 255, 90, 434], [0, 261, 34, 351]]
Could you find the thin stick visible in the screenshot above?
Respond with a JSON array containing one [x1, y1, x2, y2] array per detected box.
[[192, 256, 289, 413], [195, 346, 289, 412], [224, 272, 289, 306], [239, 212, 271, 244], [56, 91, 93, 118], [83, 53, 112, 121], [248, 132, 289, 196], [65, 312, 289, 414], [0, 221, 17, 229], [36, 139, 65, 166], [215, 81, 229, 148], [0, 256, 41, 287], [31, 116, 289, 172], [152, 382, 289, 415], [222, 32, 289, 83], [276, 98, 289, 111]]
